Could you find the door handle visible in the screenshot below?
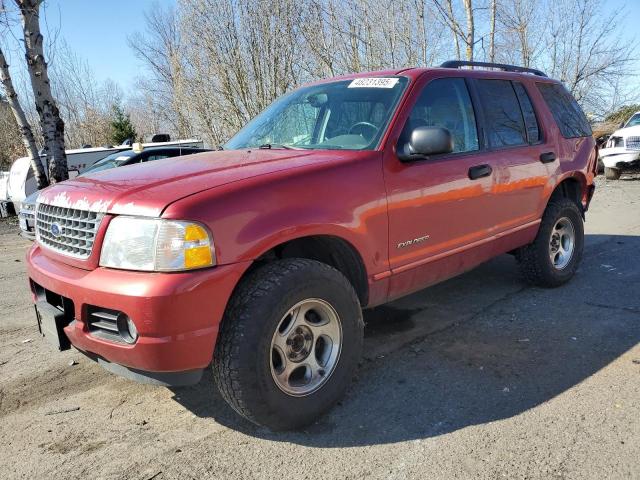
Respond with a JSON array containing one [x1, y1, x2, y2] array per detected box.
[[540, 152, 556, 163], [468, 164, 492, 180]]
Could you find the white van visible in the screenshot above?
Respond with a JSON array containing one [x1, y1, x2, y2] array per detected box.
[[6, 138, 203, 211]]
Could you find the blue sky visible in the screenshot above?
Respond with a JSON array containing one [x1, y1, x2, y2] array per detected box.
[[39, 0, 175, 90]]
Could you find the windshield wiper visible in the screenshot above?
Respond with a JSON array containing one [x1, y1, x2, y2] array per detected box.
[[258, 143, 297, 150]]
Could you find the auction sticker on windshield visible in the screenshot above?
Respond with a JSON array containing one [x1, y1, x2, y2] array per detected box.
[[348, 78, 400, 88]]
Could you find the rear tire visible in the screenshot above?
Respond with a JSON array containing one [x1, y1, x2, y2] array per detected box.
[[516, 198, 584, 287], [212, 258, 364, 430], [605, 167, 621, 180]]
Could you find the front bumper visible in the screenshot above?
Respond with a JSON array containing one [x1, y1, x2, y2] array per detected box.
[[19, 210, 35, 240], [27, 244, 250, 383], [599, 149, 640, 169]]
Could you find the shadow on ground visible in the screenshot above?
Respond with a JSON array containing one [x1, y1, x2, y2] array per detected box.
[[171, 234, 640, 447]]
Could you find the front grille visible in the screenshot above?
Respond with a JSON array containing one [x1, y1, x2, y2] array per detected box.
[[35, 203, 103, 259], [626, 136, 640, 150], [610, 136, 624, 148]]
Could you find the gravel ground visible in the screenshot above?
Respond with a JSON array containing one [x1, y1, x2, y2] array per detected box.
[[1, 176, 639, 479]]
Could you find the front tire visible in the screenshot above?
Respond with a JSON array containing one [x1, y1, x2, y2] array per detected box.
[[516, 198, 584, 287], [213, 258, 363, 430]]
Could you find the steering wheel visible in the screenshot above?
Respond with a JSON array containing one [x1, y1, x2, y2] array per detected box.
[[348, 121, 379, 140]]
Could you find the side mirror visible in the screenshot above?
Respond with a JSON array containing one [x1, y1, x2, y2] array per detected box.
[[398, 126, 454, 161], [619, 121, 625, 129]]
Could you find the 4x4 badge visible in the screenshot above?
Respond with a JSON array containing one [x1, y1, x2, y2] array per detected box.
[[397, 235, 430, 249]]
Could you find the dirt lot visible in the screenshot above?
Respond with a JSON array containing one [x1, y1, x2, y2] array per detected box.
[[1, 176, 639, 479]]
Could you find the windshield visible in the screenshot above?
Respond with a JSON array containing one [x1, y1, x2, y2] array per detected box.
[[225, 77, 409, 151], [82, 151, 136, 174], [625, 113, 640, 128]]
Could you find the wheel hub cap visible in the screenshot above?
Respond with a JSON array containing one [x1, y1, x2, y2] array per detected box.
[[549, 217, 575, 270], [270, 299, 342, 397], [286, 325, 313, 362]]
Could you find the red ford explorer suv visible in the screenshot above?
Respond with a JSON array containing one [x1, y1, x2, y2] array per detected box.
[[27, 61, 597, 430]]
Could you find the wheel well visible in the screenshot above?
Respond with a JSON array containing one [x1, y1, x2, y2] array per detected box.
[[550, 178, 583, 211], [254, 235, 369, 306]]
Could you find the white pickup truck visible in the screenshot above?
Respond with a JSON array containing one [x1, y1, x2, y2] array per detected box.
[[599, 112, 640, 179]]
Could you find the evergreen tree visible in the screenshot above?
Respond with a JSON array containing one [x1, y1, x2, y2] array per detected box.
[[109, 105, 137, 145]]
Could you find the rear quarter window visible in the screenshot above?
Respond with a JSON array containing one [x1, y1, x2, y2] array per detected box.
[[536, 83, 592, 138], [513, 82, 541, 144]]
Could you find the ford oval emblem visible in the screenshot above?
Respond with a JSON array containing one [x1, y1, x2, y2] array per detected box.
[[50, 222, 62, 238]]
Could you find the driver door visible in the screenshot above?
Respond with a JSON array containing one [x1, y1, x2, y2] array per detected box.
[[383, 76, 503, 300]]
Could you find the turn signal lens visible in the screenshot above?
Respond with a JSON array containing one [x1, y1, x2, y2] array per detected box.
[[185, 224, 209, 242], [182, 224, 213, 269], [185, 245, 213, 269]]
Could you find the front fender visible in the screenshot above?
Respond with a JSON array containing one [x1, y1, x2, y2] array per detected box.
[[161, 152, 390, 277]]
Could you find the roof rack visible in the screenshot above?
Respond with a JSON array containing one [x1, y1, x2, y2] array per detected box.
[[439, 60, 547, 77]]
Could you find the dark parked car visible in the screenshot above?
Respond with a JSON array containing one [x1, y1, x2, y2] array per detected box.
[[82, 146, 211, 175]]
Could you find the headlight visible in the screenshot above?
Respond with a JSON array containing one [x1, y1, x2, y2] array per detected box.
[[99, 216, 215, 271]]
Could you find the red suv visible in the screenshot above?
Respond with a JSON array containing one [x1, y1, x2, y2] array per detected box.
[[27, 61, 597, 430]]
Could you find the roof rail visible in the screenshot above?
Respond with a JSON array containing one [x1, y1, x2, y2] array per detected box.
[[439, 60, 547, 77]]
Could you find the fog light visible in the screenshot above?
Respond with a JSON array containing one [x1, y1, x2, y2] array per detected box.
[[117, 313, 138, 344]]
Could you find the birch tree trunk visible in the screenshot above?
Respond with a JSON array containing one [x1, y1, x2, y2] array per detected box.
[[0, 45, 48, 189], [445, 0, 461, 59], [463, 0, 474, 61], [489, 0, 496, 62], [15, 0, 68, 184]]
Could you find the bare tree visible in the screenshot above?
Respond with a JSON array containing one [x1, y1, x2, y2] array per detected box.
[[0, 93, 24, 170], [50, 41, 120, 148], [462, 0, 474, 61], [0, 44, 47, 187], [128, 4, 191, 139], [433, 0, 475, 61], [489, 0, 496, 62], [15, 0, 68, 183], [497, 0, 540, 68], [127, 0, 637, 146], [543, 0, 636, 113]]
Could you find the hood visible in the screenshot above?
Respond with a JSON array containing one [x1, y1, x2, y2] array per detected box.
[[37, 149, 330, 217], [611, 125, 640, 138]]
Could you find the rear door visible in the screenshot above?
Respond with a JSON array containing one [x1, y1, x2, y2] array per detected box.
[[473, 78, 550, 230]]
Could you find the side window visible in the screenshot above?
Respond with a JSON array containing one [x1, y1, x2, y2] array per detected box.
[[513, 82, 541, 144], [536, 83, 591, 138], [401, 78, 478, 153], [476, 79, 527, 148]]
